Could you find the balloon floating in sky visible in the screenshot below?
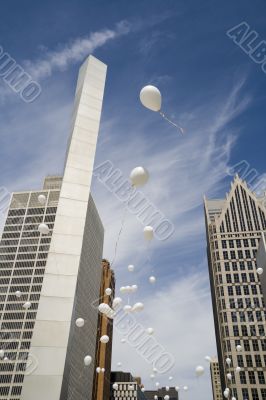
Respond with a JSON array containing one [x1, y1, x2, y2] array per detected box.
[[168, 376, 173, 381], [257, 267, 263, 275], [0, 350, 4, 359], [225, 357, 231, 366], [236, 345, 242, 352], [123, 305, 132, 313], [150, 374, 155, 379], [154, 396, 158, 400], [75, 318, 85, 328], [132, 302, 144, 312], [155, 382, 160, 387], [100, 335, 109, 344], [226, 373, 232, 380], [96, 367, 101, 373], [165, 386, 170, 391], [141, 388, 145, 393], [128, 265, 135, 272], [113, 383, 118, 390], [38, 194, 46, 205], [121, 338, 126, 344], [101, 368, 105, 373], [175, 386, 179, 392], [235, 366, 241, 373], [84, 355, 92, 366], [105, 288, 112, 296], [195, 365, 205, 377], [38, 223, 50, 235], [23, 301, 31, 309], [117, 362, 122, 367], [183, 386, 188, 391], [140, 85, 184, 134], [149, 276, 156, 284], [223, 390, 229, 398], [15, 291, 22, 298], [129, 385, 134, 391], [146, 327, 154, 335], [144, 226, 154, 241], [130, 167, 149, 187], [113, 297, 122, 309], [205, 356, 211, 362], [164, 396, 170, 400]]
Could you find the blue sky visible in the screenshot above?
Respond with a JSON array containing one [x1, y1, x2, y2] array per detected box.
[[0, 0, 266, 399]]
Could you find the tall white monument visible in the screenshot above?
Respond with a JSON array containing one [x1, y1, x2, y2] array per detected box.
[[20, 55, 107, 400]]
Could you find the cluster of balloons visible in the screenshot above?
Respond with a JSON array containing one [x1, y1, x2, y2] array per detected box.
[[120, 285, 138, 294]]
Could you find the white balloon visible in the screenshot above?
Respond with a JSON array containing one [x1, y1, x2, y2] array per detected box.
[[232, 397, 236, 400], [100, 335, 109, 344], [38, 223, 50, 235], [195, 365, 205, 376], [144, 226, 154, 241], [224, 390, 229, 398], [164, 396, 170, 400], [225, 357, 231, 366], [131, 285, 138, 292], [123, 305, 132, 313], [23, 301, 31, 309], [235, 366, 241, 373], [155, 382, 160, 387], [168, 376, 173, 381], [236, 345, 242, 352], [140, 85, 162, 112], [84, 355, 92, 366], [128, 265, 135, 272], [121, 338, 126, 344], [129, 385, 134, 390], [125, 285, 132, 293], [132, 302, 144, 312], [165, 386, 170, 391], [141, 388, 145, 393], [154, 396, 158, 400], [205, 355, 211, 362], [120, 286, 127, 293], [150, 374, 155, 379], [113, 297, 122, 309], [146, 327, 154, 335], [117, 362, 122, 367], [183, 386, 188, 391], [15, 291, 22, 298], [257, 267, 263, 275], [0, 350, 4, 359], [227, 373, 232, 380], [130, 167, 149, 187], [96, 367, 101, 373], [175, 386, 179, 392], [98, 303, 110, 314], [149, 276, 156, 284], [38, 194, 46, 205], [101, 368, 105, 373], [75, 318, 85, 328], [113, 383, 118, 390], [105, 288, 112, 296], [153, 368, 158, 373], [4, 357, 8, 361]]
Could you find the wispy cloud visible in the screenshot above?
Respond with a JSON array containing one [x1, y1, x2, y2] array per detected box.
[[23, 21, 131, 80]]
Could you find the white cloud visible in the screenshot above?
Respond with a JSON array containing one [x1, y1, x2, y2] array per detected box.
[[23, 21, 130, 81]]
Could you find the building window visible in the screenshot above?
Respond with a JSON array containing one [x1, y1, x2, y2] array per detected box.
[[258, 371, 265, 384], [223, 251, 228, 260], [246, 354, 253, 367], [242, 388, 249, 400], [238, 250, 243, 258], [249, 371, 256, 384], [226, 274, 232, 283], [251, 389, 259, 400], [255, 355, 262, 367], [243, 340, 250, 351], [241, 273, 247, 282], [242, 326, 248, 336], [233, 326, 239, 336], [243, 285, 249, 295], [237, 355, 244, 367], [225, 262, 230, 271], [228, 287, 233, 296], [222, 240, 227, 249], [239, 371, 247, 384]]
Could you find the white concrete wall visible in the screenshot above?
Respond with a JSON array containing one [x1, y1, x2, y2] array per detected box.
[[21, 55, 107, 400]]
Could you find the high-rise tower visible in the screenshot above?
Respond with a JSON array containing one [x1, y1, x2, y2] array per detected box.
[[204, 175, 266, 400], [0, 54, 108, 400]]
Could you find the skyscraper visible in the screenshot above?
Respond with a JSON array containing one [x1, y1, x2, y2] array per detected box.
[[204, 175, 266, 400], [110, 372, 147, 400], [0, 54, 107, 400], [93, 259, 115, 400], [210, 358, 222, 400]]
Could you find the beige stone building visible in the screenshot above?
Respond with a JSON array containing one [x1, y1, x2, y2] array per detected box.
[[204, 175, 266, 400], [210, 358, 223, 400]]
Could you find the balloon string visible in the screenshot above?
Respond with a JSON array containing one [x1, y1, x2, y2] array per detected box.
[[159, 111, 184, 135], [111, 190, 134, 267]]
